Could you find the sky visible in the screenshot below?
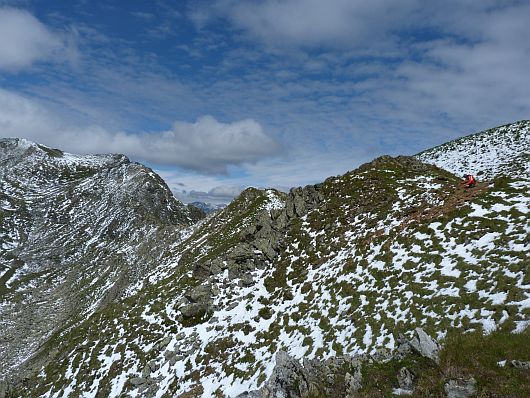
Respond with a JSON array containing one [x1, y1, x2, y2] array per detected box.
[[0, 0, 529, 204]]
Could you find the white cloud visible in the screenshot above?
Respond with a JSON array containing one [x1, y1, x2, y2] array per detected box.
[[150, 116, 281, 173], [0, 7, 76, 71], [0, 89, 280, 173], [191, 0, 418, 51]]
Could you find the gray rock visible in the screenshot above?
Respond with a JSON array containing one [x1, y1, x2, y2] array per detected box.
[[228, 244, 255, 262], [130, 377, 152, 386], [397, 367, 414, 391], [409, 328, 441, 363], [141, 360, 160, 377], [239, 273, 255, 287], [253, 239, 278, 261], [258, 351, 305, 398], [192, 261, 222, 279], [510, 360, 530, 369], [157, 336, 171, 350], [180, 303, 209, 319], [345, 367, 362, 394], [372, 347, 393, 363], [185, 284, 215, 303], [163, 349, 175, 360], [169, 355, 185, 366], [236, 392, 263, 398], [444, 378, 476, 398]]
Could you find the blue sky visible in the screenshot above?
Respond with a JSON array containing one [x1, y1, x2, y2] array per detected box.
[[1, 0, 529, 203]]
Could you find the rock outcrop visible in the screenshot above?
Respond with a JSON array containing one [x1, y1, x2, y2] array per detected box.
[[237, 328, 444, 398]]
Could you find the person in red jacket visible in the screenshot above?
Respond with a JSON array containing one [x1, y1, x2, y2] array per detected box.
[[461, 174, 477, 188]]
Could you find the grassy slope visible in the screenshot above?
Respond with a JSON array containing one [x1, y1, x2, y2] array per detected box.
[[358, 327, 529, 398]]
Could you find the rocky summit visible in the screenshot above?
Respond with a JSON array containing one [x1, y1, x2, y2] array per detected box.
[[0, 121, 529, 398]]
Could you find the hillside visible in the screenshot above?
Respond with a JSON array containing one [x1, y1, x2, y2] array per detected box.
[[1, 121, 529, 398], [0, 138, 203, 385], [417, 120, 530, 178]]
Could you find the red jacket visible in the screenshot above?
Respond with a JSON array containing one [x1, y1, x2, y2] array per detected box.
[[465, 175, 476, 185]]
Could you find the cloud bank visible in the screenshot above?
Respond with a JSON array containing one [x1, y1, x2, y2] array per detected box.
[[0, 89, 280, 174]]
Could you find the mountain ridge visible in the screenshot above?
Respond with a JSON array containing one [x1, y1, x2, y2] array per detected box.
[[1, 121, 529, 397]]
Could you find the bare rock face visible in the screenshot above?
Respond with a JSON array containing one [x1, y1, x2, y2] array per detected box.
[[236, 351, 366, 398]]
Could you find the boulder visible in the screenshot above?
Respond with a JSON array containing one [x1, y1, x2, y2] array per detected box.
[[444, 378, 476, 398], [141, 360, 159, 377], [184, 284, 216, 304], [180, 303, 209, 319], [409, 328, 441, 363], [238, 351, 305, 398]]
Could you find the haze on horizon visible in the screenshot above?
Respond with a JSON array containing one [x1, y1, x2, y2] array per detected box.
[[0, 0, 529, 204]]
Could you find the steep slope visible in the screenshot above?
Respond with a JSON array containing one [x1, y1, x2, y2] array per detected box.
[[0, 138, 202, 383]]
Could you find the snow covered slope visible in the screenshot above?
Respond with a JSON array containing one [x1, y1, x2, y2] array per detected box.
[[417, 120, 530, 179], [2, 120, 529, 398], [0, 138, 201, 382]]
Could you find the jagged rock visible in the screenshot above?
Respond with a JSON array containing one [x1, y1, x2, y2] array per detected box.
[[142, 360, 159, 377], [156, 336, 172, 350], [510, 360, 530, 369], [444, 377, 476, 398], [163, 349, 175, 360], [395, 333, 413, 359], [236, 392, 262, 398], [185, 284, 216, 303], [228, 244, 255, 262], [130, 377, 153, 386], [239, 273, 255, 287], [253, 238, 278, 261], [238, 351, 305, 398], [409, 328, 441, 363], [180, 303, 209, 319], [397, 367, 414, 391], [192, 261, 222, 279], [169, 355, 185, 366], [345, 368, 362, 394]]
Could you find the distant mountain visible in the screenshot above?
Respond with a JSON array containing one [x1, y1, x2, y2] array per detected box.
[[1, 121, 529, 398], [189, 201, 227, 214]]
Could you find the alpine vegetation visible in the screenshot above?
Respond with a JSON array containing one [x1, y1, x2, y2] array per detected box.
[[0, 121, 529, 397]]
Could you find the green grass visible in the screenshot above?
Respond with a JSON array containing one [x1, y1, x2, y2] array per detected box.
[[356, 327, 530, 398]]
